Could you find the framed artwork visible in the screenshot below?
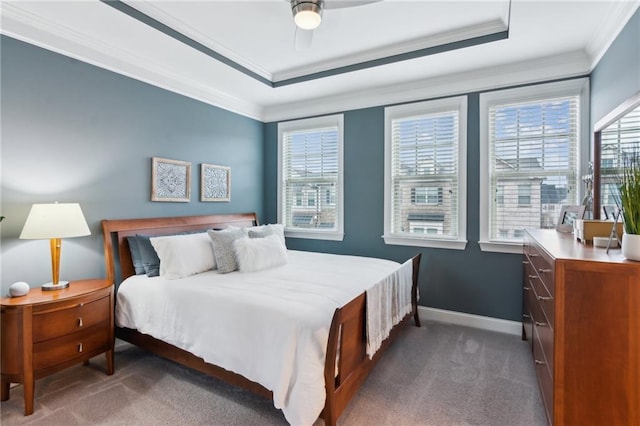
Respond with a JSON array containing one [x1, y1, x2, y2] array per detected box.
[[201, 163, 231, 202], [556, 204, 586, 233], [151, 157, 191, 202]]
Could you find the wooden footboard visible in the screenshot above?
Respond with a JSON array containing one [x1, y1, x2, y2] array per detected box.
[[322, 253, 421, 426], [103, 213, 422, 425]]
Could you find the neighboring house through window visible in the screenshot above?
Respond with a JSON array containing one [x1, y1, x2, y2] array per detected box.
[[278, 115, 344, 240], [383, 96, 467, 249], [479, 78, 589, 253]]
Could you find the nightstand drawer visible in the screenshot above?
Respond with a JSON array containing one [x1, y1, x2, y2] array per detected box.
[[33, 322, 110, 371], [32, 294, 110, 343]]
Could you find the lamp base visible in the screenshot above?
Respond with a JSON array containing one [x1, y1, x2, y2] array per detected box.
[[41, 281, 70, 291]]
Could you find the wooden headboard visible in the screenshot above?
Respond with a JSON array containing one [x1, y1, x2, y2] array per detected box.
[[101, 212, 258, 284]]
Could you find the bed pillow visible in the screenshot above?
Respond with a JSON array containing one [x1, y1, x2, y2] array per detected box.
[[136, 234, 162, 277], [207, 228, 245, 273], [150, 232, 216, 279], [127, 236, 146, 275], [233, 234, 288, 273], [246, 223, 286, 248]]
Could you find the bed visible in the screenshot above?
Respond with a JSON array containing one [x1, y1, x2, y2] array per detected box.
[[102, 212, 421, 426]]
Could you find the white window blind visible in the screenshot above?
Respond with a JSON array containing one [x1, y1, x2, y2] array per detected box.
[[487, 95, 580, 241], [278, 115, 344, 241], [384, 96, 467, 249], [600, 104, 640, 215]]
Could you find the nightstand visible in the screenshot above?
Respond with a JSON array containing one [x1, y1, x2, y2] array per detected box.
[[0, 278, 114, 415]]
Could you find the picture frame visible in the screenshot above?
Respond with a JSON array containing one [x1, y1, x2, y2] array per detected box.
[[201, 163, 231, 202], [556, 204, 586, 233], [151, 157, 191, 202]]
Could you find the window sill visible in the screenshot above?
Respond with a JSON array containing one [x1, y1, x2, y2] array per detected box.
[[285, 229, 344, 241], [382, 235, 467, 250], [478, 240, 523, 254]]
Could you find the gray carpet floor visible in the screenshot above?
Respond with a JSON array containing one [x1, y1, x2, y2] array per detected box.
[[1, 321, 546, 425]]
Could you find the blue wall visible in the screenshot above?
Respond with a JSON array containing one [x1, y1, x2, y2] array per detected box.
[[591, 8, 640, 125], [0, 36, 264, 293]]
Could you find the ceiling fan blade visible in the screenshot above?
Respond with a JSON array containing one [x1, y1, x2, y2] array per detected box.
[[295, 27, 314, 50], [324, 0, 382, 10]]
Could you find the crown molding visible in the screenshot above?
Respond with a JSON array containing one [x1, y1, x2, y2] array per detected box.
[[0, 2, 264, 121], [586, 1, 639, 70], [262, 51, 591, 122]]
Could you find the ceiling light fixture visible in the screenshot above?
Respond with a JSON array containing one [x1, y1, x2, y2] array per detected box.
[[292, 0, 323, 30]]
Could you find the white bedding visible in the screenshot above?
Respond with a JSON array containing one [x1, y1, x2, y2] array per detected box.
[[115, 250, 413, 426]]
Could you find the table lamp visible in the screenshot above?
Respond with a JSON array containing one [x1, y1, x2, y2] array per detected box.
[[19, 203, 91, 290]]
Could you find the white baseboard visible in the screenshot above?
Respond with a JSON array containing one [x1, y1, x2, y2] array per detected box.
[[418, 306, 522, 336]]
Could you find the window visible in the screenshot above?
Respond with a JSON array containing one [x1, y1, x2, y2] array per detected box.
[[480, 78, 589, 253], [278, 115, 344, 241], [384, 96, 467, 249], [517, 185, 531, 206]]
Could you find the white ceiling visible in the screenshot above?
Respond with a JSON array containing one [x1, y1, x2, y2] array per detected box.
[[1, 1, 638, 122]]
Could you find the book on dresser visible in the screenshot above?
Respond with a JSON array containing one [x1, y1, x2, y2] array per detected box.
[[522, 229, 640, 426]]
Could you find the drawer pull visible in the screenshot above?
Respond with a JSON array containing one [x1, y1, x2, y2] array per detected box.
[[78, 317, 83, 327], [528, 275, 538, 279], [535, 321, 547, 327], [522, 313, 531, 319], [538, 268, 551, 273], [530, 253, 539, 257], [523, 286, 531, 291], [79, 303, 84, 308], [534, 359, 545, 366], [522, 260, 529, 265], [537, 295, 552, 301], [78, 343, 83, 353]]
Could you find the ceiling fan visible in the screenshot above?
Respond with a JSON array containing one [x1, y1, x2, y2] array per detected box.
[[289, 0, 382, 50]]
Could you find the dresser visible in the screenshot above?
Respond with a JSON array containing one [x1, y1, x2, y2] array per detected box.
[[523, 229, 640, 425], [0, 279, 114, 415]]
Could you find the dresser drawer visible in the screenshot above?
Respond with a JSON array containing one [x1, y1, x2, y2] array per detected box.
[[533, 328, 554, 426], [33, 322, 110, 371], [527, 243, 555, 296], [530, 292, 554, 373], [32, 294, 110, 343], [530, 271, 555, 329]]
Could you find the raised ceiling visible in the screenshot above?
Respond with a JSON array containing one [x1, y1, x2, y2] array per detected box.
[[1, 1, 638, 121]]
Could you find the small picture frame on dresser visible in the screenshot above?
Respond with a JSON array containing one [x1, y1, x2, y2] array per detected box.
[[556, 204, 586, 233]]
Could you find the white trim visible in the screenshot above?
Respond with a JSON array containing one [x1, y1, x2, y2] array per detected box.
[[277, 114, 345, 242], [383, 96, 467, 250], [478, 78, 590, 254], [262, 51, 590, 122], [586, 1, 640, 71], [418, 306, 522, 336]]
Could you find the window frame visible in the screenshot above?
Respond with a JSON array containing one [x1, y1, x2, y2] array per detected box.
[[383, 96, 468, 250], [479, 78, 590, 253], [277, 114, 345, 241]]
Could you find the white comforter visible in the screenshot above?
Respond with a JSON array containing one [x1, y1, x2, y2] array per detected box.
[[115, 250, 412, 426]]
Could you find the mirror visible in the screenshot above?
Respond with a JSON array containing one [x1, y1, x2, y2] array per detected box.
[[593, 92, 640, 220]]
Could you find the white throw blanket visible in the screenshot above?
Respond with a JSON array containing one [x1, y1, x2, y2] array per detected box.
[[365, 258, 414, 357], [115, 250, 413, 426]]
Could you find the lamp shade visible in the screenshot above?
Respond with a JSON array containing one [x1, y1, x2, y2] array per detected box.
[[20, 203, 91, 240]]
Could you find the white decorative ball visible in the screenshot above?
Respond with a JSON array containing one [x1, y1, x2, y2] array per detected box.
[[9, 281, 30, 297]]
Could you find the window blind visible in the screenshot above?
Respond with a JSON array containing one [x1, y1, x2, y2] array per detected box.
[[600, 105, 640, 215], [390, 111, 459, 238], [282, 126, 339, 231], [488, 96, 579, 241]]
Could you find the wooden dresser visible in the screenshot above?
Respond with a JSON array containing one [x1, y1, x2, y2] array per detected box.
[[523, 229, 640, 425], [0, 279, 114, 415]]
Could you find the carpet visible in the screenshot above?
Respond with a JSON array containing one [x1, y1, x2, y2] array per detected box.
[[1, 321, 546, 425]]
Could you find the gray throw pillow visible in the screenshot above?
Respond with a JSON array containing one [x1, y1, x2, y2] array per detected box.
[[207, 228, 245, 273], [136, 234, 161, 277]]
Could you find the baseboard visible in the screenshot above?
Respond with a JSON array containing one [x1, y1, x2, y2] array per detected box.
[[418, 306, 522, 336]]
